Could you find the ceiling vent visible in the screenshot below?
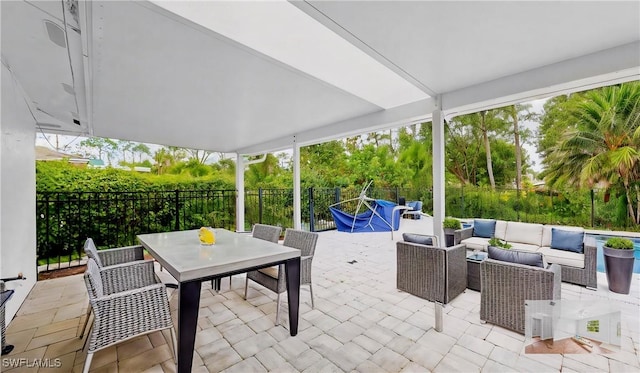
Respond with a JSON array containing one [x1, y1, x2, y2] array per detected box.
[[44, 20, 66, 48]]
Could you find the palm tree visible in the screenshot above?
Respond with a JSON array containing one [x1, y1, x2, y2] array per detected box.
[[545, 82, 640, 224]]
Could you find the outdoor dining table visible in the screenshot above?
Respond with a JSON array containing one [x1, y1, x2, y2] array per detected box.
[[137, 228, 301, 373]]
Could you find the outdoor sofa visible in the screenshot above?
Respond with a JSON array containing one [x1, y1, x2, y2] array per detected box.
[[454, 219, 596, 289]]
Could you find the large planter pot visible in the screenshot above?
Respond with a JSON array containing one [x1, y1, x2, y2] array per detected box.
[[443, 228, 455, 247], [603, 245, 635, 294]]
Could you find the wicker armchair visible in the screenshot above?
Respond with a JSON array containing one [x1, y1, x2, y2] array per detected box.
[[396, 237, 467, 304], [560, 236, 597, 289], [244, 229, 318, 325], [480, 259, 561, 334], [83, 258, 175, 373], [79, 238, 149, 338]]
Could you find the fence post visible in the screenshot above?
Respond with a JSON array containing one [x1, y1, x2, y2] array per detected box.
[[258, 188, 263, 224], [174, 190, 180, 231], [590, 189, 595, 227], [308, 187, 315, 232], [460, 185, 464, 218], [334, 187, 341, 206], [45, 193, 50, 271]]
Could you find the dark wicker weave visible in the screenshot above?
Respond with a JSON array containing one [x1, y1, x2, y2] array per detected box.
[[561, 236, 597, 289], [84, 238, 145, 267], [453, 226, 473, 246], [83, 258, 175, 373], [252, 224, 282, 243], [454, 227, 597, 289], [480, 259, 561, 334], [245, 229, 318, 325], [396, 240, 467, 304], [79, 238, 148, 338]]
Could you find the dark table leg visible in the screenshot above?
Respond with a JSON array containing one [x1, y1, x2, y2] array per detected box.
[[177, 281, 201, 373], [284, 257, 301, 336]]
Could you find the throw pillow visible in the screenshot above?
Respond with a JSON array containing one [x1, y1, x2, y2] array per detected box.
[[402, 233, 434, 246], [488, 246, 546, 268], [473, 219, 496, 238], [551, 228, 584, 253]]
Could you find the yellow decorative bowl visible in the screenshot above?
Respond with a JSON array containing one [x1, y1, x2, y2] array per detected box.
[[198, 227, 215, 245]]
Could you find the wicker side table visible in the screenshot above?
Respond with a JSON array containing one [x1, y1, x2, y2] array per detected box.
[[466, 252, 487, 291]]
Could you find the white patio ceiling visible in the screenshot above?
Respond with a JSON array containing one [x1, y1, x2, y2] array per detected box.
[[2, 1, 639, 155]]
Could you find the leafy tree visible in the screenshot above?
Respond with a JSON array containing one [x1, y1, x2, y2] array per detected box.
[[497, 104, 536, 189], [543, 82, 640, 225], [186, 148, 213, 164], [77, 137, 117, 163], [132, 143, 151, 164]]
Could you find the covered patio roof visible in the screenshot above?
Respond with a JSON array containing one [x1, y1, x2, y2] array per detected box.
[[2, 0, 638, 155]]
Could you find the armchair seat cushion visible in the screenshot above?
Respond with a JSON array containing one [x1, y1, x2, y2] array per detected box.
[[539, 246, 585, 269], [258, 266, 279, 279]]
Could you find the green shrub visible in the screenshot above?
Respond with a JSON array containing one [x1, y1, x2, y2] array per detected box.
[[488, 237, 512, 249], [604, 237, 634, 250], [443, 217, 462, 230]]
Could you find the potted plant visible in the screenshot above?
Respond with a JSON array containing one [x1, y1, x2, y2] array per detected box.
[[488, 237, 512, 249], [443, 217, 462, 247], [603, 237, 635, 294]]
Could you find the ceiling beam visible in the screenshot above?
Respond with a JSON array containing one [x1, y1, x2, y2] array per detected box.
[[442, 41, 640, 118], [236, 97, 437, 155]]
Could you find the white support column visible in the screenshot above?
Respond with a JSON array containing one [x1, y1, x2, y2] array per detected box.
[[235, 153, 245, 232], [432, 96, 445, 247], [292, 136, 302, 230], [432, 96, 446, 333]]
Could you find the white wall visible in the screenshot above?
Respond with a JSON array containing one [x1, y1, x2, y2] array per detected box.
[[1, 63, 37, 321]]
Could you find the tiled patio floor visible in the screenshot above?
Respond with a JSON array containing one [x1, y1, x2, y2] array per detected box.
[[4, 219, 640, 372]]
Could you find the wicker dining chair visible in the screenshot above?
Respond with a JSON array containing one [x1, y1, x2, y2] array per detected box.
[[79, 238, 149, 339], [244, 229, 318, 325], [82, 258, 176, 373], [213, 224, 282, 291]]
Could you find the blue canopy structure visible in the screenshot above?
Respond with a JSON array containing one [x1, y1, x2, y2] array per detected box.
[[330, 199, 400, 232], [328, 181, 401, 233]]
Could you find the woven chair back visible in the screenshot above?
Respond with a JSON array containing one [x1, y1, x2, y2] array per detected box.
[[84, 238, 103, 267], [252, 224, 282, 243]]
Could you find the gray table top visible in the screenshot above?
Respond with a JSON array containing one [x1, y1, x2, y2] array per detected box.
[[137, 229, 300, 282]]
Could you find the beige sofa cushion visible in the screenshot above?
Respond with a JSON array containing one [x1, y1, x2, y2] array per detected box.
[[494, 220, 508, 241], [541, 225, 585, 247], [509, 242, 540, 252], [538, 246, 585, 268], [505, 222, 543, 246], [461, 237, 490, 251]]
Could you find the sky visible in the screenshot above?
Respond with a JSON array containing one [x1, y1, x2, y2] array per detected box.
[[36, 97, 549, 172]]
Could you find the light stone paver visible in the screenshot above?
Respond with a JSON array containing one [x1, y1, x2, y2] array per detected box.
[[370, 347, 410, 372], [324, 341, 371, 371], [222, 356, 266, 373], [5, 218, 640, 372], [272, 336, 310, 361], [254, 347, 288, 371], [232, 332, 277, 359], [326, 320, 364, 343], [404, 342, 444, 370]]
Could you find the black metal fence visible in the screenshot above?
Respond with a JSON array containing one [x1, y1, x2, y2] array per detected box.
[[36, 185, 615, 271]]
